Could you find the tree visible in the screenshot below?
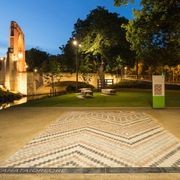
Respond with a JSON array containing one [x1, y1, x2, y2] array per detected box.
[[42, 55, 62, 95], [25, 48, 49, 72], [115, 0, 180, 70], [60, 39, 76, 72], [48, 56, 61, 95], [71, 7, 135, 86], [114, 0, 134, 6], [26, 48, 63, 95]]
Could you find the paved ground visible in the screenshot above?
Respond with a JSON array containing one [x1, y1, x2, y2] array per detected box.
[[1, 111, 179, 168], [0, 107, 179, 179]]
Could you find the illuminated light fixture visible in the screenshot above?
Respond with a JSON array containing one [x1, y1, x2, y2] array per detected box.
[[73, 40, 78, 46], [72, 39, 81, 92], [18, 52, 23, 59], [13, 55, 18, 61], [25, 64, 29, 69], [0, 57, 6, 61], [34, 68, 38, 73], [79, 44, 82, 48]]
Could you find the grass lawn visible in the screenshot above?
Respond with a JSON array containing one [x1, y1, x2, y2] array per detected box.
[[20, 89, 180, 107]]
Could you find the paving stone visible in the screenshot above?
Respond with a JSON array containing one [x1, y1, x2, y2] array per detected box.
[[0, 111, 179, 169]]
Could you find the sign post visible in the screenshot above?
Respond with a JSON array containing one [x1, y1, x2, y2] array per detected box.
[[152, 75, 165, 108]]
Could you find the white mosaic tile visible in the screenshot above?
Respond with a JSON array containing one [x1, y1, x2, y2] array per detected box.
[[1, 111, 179, 168]]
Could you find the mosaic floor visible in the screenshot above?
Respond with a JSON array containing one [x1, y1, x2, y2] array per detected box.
[[1, 111, 180, 169]]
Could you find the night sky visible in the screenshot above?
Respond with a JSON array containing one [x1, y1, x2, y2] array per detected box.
[[0, 0, 141, 56]]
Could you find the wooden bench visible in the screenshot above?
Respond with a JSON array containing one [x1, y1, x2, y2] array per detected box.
[[79, 88, 93, 97], [101, 88, 116, 95]]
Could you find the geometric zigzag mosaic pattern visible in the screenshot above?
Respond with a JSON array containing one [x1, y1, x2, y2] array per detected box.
[[0, 111, 180, 168]]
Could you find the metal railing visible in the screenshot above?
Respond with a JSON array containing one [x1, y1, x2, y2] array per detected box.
[[124, 75, 180, 84]]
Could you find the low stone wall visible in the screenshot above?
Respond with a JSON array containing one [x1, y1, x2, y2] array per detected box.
[[27, 72, 43, 95], [42, 72, 121, 88], [27, 72, 122, 95]]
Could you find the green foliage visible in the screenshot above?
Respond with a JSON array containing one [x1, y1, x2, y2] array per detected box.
[[59, 7, 137, 79], [58, 81, 95, 93], [26, 48, 62, 74], [122, 0, 180, 67], [61, 7, 135, 74], [73, 7, 135, 69], [60, 41, 76, 72], [48, 56, 61, 74], [109, 80, 152, 89], [25, 48, 49, 72], [114, 0, 134, 6], [0, 90, 22, 103]]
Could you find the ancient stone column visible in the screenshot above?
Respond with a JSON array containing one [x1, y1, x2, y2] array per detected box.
[[5, 21, 27, 95]]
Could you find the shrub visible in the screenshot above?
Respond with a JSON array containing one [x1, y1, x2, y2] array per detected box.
[[165, 84, 180, 90], [109, 80, 152, 89], [63, 81, 95, 93], [0, 90, 22, 103], [108, 80, 180, 90]]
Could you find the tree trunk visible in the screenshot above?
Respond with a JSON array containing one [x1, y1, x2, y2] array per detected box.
[[51, 75, 55, 96], [98, 60, 105, 89]]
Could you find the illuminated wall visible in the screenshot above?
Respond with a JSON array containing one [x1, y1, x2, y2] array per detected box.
[[5, 21, 27, 95], [0, 57, 6, 85]]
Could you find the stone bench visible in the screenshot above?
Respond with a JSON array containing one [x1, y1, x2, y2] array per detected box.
[[79, 88, 93, 97], [101, 88, 116, 95]]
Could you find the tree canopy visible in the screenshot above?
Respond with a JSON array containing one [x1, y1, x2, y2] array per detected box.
[[114, 0, 134, 6], [26, 48, 62, 73], [61, 7, 135, 73], [114, 0, 180, 67], [60, 40, 77, 72], [26, 48, 49, 72]]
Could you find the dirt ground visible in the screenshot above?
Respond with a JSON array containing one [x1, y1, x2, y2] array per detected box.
[[0, 107, 179, 180]]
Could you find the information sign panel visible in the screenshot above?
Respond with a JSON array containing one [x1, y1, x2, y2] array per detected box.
[[152, 75, 165, 108]]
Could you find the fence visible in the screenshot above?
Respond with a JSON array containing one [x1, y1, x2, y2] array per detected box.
[[124, 75, 180, 84], [97, 79, 114, 89]]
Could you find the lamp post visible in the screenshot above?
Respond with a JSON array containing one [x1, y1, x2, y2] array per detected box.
[[72, 39, 81, 92], [124, 66, 127, 78]]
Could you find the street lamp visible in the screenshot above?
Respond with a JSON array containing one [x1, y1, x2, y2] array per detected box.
[[34, 68, 38, 73], [73, 40, 78, 46], [0, 57, 4, 61], [72, 39, 81, 92], [18, 52, 23, 59]]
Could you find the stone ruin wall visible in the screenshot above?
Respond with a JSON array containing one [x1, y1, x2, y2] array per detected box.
[[4, 21, 27, 94], [27, 72, 122, 95]]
